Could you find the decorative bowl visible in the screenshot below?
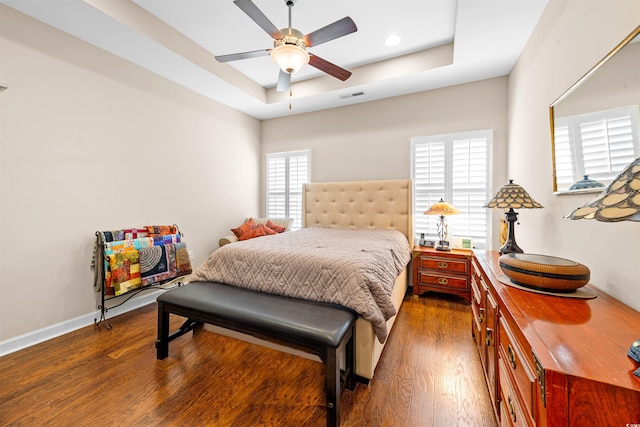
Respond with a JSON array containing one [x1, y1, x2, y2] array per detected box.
[[498, 253, 590, 292]]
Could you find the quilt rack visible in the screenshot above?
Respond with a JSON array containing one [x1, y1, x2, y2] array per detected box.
[[92, 224, 192, 329]]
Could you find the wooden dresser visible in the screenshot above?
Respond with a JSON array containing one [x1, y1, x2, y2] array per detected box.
[[471, 250, 640, 426], [412, 246, 471, 302]]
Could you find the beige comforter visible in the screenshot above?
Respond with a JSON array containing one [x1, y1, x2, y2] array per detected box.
[[191, 226, 411, 342]]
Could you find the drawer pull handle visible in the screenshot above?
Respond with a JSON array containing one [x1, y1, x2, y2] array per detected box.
[[478, 307, 485, 324], [437, 277, 449, 285], [486, 328, 493, 347], [437, 261, 448, 269], [508, 345, 517, 370], [508, 396, 517, 423]]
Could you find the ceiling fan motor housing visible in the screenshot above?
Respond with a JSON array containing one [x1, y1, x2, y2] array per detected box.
[[274, 28, 306, 49], [271, 28, 309, 73]]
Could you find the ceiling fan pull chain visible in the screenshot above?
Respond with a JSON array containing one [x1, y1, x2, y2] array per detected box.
[[289, 87, 292, 110]]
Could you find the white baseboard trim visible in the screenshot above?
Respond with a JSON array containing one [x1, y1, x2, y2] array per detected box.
[[0, 290, 162, 357]]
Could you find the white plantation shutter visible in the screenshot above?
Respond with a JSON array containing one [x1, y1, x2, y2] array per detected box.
[[554, 106, 640, 191], [552, 122, 575, 190], [413, 141, 446, 242], [412, 130, 491, 249], [287, 154, 308, 229], [267, 156, 287, 217], [266, 150, 310, 230]]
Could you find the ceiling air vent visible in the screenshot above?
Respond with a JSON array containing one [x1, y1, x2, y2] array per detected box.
[[339, 91, 365, 100]]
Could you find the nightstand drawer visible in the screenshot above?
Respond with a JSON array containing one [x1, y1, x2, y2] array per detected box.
[[417, 270, 468, 290], [499, 317, 536, 419], [417, 256, 469, 274], [412, 247, 471, 302]]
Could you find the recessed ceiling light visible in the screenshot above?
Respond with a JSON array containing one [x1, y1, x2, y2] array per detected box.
[[385, 34, 402, 47]]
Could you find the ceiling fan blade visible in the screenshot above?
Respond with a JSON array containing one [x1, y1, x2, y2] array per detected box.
[[309, 54, 352, 81], [233, 0, 284, 39], [215, 49, 271, 63], [304, 17, 357, 47], [276, 69, 291, 92]]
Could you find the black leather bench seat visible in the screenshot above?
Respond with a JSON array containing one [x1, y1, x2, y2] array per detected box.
[[155, 281, 357, 427]]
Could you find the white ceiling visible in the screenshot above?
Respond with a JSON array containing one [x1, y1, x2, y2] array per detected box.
[[1, 0, 549, 120]]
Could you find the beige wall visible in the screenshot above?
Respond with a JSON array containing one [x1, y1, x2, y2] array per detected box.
[[508, 0, 640, 309], [4, 0, 639, 348], [261, 77, 509, 246], [0, 6, 261, 342], [553, 41, 640, 118]]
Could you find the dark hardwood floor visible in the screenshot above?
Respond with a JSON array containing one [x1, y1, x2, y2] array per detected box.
[[0, 293, 496, 426]]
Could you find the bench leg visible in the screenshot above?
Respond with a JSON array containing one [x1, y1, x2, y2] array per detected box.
[[156, 302, 169, 360], [324, 324, 355, 426], [324, 346, 340, 427], [345, 330, 355, 391]]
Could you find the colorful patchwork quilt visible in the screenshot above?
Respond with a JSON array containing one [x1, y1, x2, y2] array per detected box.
[[107, 251, 142, 296], [139, 244, 177, 287], [95, 226, 189, 295]]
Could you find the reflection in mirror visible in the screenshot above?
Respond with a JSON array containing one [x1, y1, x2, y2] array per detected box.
[[550, 25, 640, 194]]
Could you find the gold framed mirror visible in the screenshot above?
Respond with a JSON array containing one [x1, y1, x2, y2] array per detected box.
[[550, 25, 640, 194]]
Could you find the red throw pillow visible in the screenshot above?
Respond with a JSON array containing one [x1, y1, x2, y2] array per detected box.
[[238, 224, 277, 241], [260, 224, 278, 235], [231, 218, 256, 238], [238, 224, 266, 241], [265, 220, 287, 233]]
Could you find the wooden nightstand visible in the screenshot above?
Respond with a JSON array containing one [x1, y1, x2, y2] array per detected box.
[[412, 246, 471, 302]]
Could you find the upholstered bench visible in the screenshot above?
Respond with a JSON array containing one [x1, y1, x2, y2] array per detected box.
[[155, 281, 357, 427]]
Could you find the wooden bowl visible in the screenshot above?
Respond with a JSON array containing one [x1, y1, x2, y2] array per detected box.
[[498, 253, 590, 292]]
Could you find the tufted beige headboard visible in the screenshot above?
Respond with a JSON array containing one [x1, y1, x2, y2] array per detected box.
[[302, 179, 414, 248]]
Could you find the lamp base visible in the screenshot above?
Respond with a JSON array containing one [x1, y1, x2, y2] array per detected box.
[[500, 209, 523, 255], [498, 240, 523, 255], [435, 240, 451, 251]]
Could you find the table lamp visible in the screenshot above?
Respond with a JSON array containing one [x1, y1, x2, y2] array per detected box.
[[565, 156, 640, 376], [424, 199, 460, 251], [484, 180, 543, 254], [565, 157, 640, 222]]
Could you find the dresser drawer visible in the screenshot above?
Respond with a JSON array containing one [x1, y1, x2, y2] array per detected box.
[[471, 275, 484, 326], [417, 270, 469, 290], [499, 358, 535, 427], [499, 316, 536, 420], [418, 256, 469, 274], [471, 257, 483, 283]]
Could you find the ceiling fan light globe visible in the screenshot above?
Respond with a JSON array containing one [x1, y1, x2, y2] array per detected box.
[[271, 44, 309, 74]]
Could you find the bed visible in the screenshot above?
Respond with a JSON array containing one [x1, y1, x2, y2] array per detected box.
[[194, 179, 413, 380]]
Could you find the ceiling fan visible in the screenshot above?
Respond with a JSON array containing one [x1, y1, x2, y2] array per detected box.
[[215, 0, 357, 92]]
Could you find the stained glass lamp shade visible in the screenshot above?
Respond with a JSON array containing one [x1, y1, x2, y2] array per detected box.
[[566, 157, 640, 222], [484, 180, 543, 254]]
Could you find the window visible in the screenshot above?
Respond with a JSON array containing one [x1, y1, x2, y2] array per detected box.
[[411, 130, 491, 249], [266, 150, 310, 230], [554, 105, 640, 191]]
